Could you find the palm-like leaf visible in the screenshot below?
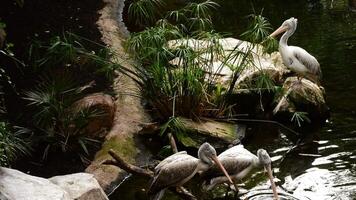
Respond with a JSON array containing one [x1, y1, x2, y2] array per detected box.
[[0, 123, 31, 166]]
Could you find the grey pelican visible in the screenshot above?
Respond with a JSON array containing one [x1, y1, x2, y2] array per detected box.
[[203, 145, 279, 200], [148, 142, 234, 200], [269, 17, 321, 84]]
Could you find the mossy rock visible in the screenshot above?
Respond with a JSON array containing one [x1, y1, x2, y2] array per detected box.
[[176, 117, 245, 148], [273, 77, 328, 119], [283, 77, 325, 105], [94, 136, 137, 164]]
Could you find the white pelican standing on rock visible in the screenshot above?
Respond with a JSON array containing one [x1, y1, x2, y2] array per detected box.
[[148, 142, 234, 200], [202, 145, 279, 200], [269, 17, 321, 84]]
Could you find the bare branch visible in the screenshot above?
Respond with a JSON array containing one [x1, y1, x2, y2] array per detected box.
[[104, 149, 197, 200], [108, 149, 153, 178]]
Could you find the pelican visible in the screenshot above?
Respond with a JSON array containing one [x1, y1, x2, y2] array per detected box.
[[148, 142, 234, 200], [202, 145, 279, 200], [269, 17, 321, 84]]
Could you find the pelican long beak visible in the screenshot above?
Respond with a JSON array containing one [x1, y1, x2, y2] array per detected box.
[[211, 155, 233, 184], [269, 25, 287, 38], [265, 164, 279, 200]]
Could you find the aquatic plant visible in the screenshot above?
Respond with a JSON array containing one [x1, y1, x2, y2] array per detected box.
[[291, 111, 311, 127], [125, 1, 292, 148], [241, 13, 272, 43], [165, 0, 219, 33], [128, 0, 165, 27], [126, 4, 282, 119]]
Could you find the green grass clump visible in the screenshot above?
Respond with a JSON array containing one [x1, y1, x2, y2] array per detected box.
[[0, 122, 31, 166]]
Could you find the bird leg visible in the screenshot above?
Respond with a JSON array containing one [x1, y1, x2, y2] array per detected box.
[[291, 75, 303, 89], [232, 181, 240, 194], [175, 187, 197, 200], [207, 176, 240, 198], [297, 75, 303, 84], [232, 180, 241, 200]]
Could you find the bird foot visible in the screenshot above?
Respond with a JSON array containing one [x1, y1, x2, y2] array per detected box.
[[292, 79, 303, 89]]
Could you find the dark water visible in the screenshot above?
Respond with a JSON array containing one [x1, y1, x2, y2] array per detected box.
[[112, 0, 356, 199]]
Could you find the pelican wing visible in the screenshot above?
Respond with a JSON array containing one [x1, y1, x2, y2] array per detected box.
[[154, 151, 187, 173], [149, 156, 199, 193], [292, 46, 321, 77], [218, 145, 256, 158], [202, 156, 253, 181]]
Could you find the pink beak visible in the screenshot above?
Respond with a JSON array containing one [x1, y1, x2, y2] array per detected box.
[[265, 164, 279, 200], [269, 25, 288, 38]]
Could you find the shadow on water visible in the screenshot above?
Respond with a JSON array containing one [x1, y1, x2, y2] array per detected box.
[[111, 0, 356, 199]]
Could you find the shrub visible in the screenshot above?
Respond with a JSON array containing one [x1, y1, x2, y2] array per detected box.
[[0, 122, 31, 166]]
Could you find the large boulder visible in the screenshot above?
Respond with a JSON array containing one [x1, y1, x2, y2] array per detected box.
[[0, 167, 108, 200], [167, 38, 328, 120], [273, 77, 328, 116], [73, 93, 115, 138], [174, 117, 245, 148], [0, 167, 71, 200], [167, 38, 288, 87], [49, 173, 108, 200]]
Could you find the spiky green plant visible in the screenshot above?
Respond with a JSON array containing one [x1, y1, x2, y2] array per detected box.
[[291, 111, 311, 127], [261, 36, 279, 54], [23, 74, 101, 160], [0, 122, 31, 166], [126, 25, 181, 64], [128, 0, 165, 27], [126, 3, 282, 132], [241, 14, 272, 44], [186, 0, 219, 19], [29, 32, 118, 82], [125, 14, 276, 120]]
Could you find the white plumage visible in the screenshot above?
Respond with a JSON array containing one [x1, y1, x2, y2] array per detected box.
[[270, 17, 321, 84]]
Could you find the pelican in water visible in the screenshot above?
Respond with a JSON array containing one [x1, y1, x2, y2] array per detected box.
[[203, 145, 279, 200], [269, 17, 321, 84], [148, 142, 234, 200]]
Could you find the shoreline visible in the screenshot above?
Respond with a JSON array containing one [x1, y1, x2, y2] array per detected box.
[[86, 0, 152, 194]]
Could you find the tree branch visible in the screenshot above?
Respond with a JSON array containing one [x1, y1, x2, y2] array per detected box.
[[104, 149, 197, 200], [108, 149, 153, 178], [168, 132, 178, 153]]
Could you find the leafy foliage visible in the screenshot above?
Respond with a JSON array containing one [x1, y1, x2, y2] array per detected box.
[[241, 14, 272, 43], [291, 111, 311, 127], [21, 33, 117, 160], [29, 32, 117, 82], [23, 75, 101, 160], [128, 0, 165, 27], [126, 3, 279, 122], [126, 2, 312, 148], [0, 122, 31, 166]]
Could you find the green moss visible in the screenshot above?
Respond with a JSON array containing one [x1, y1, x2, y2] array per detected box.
[[95, 136, 137, 163]]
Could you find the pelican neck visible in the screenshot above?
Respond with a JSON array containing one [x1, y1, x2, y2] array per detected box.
[[279, 28, 294, 48]]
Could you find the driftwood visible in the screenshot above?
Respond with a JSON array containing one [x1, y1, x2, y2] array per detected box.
[[104, 149, 197, 200]]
